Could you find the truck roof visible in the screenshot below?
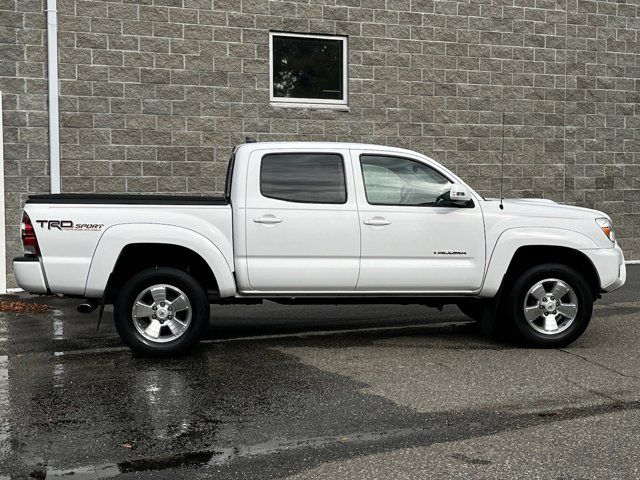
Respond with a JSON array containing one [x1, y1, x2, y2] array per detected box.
[[235, 141, 426, 157]]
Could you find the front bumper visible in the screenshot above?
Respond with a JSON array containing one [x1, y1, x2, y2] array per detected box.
[[13, 256, 49, 294], [580, 243, 626, 293]]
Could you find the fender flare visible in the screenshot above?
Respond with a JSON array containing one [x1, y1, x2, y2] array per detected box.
[[84, 223, 236, 298], [479, 227, 598, 297]]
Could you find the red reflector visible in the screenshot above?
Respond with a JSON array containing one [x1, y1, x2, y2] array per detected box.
[[21, 212, 40, 256]]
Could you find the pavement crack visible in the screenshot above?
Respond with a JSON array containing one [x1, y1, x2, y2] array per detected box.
[[563, 376, 626, 404], [557, 348, 640, 380], [450, 452, 492, 466]]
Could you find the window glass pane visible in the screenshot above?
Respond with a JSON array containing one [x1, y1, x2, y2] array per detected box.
[[360, 155, 452, 206], [261, 153, 347, 204], [272, 35, 344, 101]]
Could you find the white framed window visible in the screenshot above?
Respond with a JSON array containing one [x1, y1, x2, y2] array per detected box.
[[269, 32, 348, 110]]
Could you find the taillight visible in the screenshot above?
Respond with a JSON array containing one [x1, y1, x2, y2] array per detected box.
[[21, 212, 40, 256]]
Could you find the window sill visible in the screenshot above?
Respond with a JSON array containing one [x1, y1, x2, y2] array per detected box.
[[270, 102, 350, 112]]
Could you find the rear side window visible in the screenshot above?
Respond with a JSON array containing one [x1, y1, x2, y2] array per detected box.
[[260, 153, 347, 204]]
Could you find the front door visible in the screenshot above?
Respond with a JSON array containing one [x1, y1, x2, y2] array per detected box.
[[352, 151, 485, 293], [244, 148, 360, 292]]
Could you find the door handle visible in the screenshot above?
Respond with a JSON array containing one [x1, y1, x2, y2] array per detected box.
[[363, 217, 391, 226], [254, 215, 283, 224]]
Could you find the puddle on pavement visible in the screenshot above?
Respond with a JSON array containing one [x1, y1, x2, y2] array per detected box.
[[36, 429, 416, 478], [135, 367, 192, 439], [0, 308, 68, 477], [44, 452, 214, 478]]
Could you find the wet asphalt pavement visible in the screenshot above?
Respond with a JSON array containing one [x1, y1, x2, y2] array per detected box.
[[0, 267, 639, 479]]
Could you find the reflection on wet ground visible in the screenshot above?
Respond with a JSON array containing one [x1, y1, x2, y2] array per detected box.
[[0, 268, 638, 479], [0, 301, 474, 479]]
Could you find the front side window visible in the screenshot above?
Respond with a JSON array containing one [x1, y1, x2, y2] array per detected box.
[[360, 155, 453, 207], [270, 32, 348, 107], [261, 153, 347, 204]]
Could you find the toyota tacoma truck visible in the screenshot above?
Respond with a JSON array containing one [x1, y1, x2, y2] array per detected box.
[[14, 142, 626, 355]]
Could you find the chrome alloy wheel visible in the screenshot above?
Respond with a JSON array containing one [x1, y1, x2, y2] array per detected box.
[[132, 284, 192, 343], [523, 278, 578, 335]]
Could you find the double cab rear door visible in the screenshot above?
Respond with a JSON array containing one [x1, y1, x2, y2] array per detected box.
[[241, 146, 485, 295]]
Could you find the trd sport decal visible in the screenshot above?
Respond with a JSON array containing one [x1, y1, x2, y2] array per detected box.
[[433, 250, 467, 255], [36, 220, 104, 231]]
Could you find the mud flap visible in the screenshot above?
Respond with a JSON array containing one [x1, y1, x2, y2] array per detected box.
[[95, 293, 106, 332], [481, 284, 506, 336], [96, 273, 112, 332]]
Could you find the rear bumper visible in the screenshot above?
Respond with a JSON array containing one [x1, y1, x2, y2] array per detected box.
[[13, 256, 49, 294], [580, 243, 626, 293]]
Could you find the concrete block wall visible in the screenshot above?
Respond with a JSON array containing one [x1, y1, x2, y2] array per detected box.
[[1, 0, 639, 285], [1, 0, 50, 282]]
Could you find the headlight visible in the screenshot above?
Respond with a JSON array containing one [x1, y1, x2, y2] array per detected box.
[[596, 218, 615, 242]]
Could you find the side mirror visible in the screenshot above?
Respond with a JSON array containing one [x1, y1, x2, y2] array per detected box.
[[449, 184, 471, 204]]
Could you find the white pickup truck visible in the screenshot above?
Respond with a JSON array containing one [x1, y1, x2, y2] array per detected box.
[[14, 142, 626, 355]]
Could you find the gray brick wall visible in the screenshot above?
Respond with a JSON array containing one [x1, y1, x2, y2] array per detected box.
[[2, 0, 640, 286], [1, 0, 50, 286]]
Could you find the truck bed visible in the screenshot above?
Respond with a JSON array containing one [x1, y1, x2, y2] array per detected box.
[[26, 194, 228, 206], [22, 194, 233, 296]]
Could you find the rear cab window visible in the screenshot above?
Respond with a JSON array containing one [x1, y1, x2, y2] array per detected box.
[[260, 153, 347, 204]]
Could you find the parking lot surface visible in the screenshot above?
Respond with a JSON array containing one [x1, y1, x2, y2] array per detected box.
[[0, 266, 639, 479]]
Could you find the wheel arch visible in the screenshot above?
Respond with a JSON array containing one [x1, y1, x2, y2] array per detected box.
[[84, 224, 236, 299], [501, 245, 601, 300], [106, 243, 220, 302], [480, 227, 600, 298]]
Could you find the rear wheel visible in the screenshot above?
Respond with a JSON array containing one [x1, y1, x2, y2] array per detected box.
[[508, 263, 593, 347], [114, 267, 209, 356]]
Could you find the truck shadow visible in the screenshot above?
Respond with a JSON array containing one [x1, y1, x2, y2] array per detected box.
[[205, 302, 478, 341]]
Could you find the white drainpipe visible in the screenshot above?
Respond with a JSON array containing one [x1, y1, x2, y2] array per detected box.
[[46, 0, 60, 193]]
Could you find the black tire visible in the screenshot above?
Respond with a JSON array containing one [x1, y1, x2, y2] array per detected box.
[[457, 300, 486, 323], [114, 267, 209, 356], [507, 263, 593, 348]]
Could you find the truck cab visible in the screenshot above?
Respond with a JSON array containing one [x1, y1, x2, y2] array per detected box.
[[231, 143, 485, 295]]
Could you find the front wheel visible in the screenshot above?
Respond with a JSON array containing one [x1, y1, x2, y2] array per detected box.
[[114, 267, 209, 356], [508, 263, 593, 348]]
